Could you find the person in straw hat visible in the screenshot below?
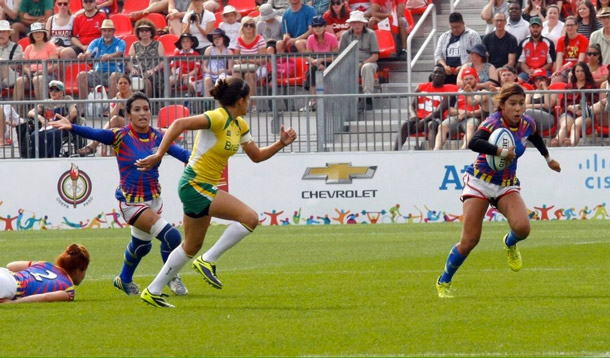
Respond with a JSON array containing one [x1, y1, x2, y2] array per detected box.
[[339, 10, 379, 109], [77, 19, 125, 99]]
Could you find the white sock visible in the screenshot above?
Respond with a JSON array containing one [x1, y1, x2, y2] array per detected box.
[[148, 244, 191, 295], [201, 222, 251, 263]]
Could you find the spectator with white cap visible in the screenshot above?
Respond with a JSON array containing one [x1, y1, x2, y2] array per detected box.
[[14, 22, 58, 103], [0, 19, 23, 92], [339, 10, 378, 109], [257, 3, 282, 52], [219, 5, 241, 50], [76, 18, 125, 99]]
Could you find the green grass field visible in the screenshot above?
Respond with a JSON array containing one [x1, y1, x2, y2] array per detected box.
[[0, 221, 609, 357]]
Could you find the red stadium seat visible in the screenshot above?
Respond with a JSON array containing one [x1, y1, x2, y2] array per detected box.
[[157, 105, 190, 143], [228, 0, 257, 17], [110, 14, 134, 38], [247, 10, 260, 17], [375, 29, 396, 58], [214, 11, 223, 28], [18, 37, 30, 51], [404, 8, 414, 34], [409, 0, 432, 15], [277, 57, 308, 87], [157, 34, 179, 56], [143, 13, 168, 32], [521, 82, 534, 91], [122, 34, 138, 56], [121, 0, 149, 16], [64, 63, 92, 97], [157, 104, 190, 128]]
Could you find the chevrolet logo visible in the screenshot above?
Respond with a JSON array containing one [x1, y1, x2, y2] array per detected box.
[[302, 163, 377, 184]]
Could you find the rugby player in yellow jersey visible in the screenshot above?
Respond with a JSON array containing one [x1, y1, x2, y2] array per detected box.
[[136, 77, 297, 307]]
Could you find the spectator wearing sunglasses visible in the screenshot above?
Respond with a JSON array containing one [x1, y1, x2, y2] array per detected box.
[[60, 0, 107, 60], [45, 0, 73, 50], [323, 0, 350, 40], [10, 0, 53, 42]]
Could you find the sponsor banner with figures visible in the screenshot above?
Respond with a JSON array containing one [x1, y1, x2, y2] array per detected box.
[[0, 147, 609, 230]]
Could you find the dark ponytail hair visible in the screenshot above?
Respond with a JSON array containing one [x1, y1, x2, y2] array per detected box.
[[126, 92, 150, 115], [56, 244, 90, 274], [210, 77, 250, 107]]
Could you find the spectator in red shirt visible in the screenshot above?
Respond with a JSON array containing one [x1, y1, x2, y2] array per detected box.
[[60, 0, 107, 59], [394, 65, 458, 150], [368, 0, 408, 57], [517, 16, 556, 82], [323, 0, 350, 40], [551, 15, 588, 83]]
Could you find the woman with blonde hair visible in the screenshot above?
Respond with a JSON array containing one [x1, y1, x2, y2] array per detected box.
[[233, 16, 268, 113]]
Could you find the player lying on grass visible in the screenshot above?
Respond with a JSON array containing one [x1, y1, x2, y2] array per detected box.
[[0, 244, 90, 304]]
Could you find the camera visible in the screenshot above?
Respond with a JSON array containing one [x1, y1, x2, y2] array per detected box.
[[190, 13, 198, 23]]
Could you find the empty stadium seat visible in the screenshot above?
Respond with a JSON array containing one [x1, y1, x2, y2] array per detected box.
[[122, 34, 138, 56], [110, 14, 134, 38], [375, 29, 396, 59], [228, 0, 257, 17], [121, 0, 149, 16], [64, 63, 92, 97], [157, 34, 179, 56], [143, 13, 168, 33]]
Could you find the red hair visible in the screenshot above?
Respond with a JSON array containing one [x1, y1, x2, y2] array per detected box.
[[56, 244, 90, 274]]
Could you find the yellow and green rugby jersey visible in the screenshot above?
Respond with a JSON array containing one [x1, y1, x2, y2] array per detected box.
[[187, 107, 252, 185]]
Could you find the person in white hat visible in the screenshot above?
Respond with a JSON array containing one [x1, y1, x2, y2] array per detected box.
[[9, 0, 53, 42], [0, 19, 23, 90], [76, 19, 125, 100], [14, 22, 58, 103], [256, 3, 282, 50], [339, 10, 379, 109], [219, 5, 241, 50]]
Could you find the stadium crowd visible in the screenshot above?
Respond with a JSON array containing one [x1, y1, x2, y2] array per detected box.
[[1, 0, 609, 154]]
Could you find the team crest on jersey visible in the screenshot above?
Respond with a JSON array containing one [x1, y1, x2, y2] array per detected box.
[[57, 163, 93, 208]]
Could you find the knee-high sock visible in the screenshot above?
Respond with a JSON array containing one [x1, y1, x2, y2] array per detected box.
[[504, 231, 524, 247], [119, 237, 152, 283], [147, 245, 192, 295], [150, 219, 182, 262], [439, 245, 467, 283], [201, 222, 252, 263]]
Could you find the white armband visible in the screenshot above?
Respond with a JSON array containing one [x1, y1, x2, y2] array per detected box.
[[240, 132, 253, 145], [545, 156, 553, 164]]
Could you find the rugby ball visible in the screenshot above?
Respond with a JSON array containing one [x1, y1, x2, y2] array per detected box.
[[486, 128, 515, 171]]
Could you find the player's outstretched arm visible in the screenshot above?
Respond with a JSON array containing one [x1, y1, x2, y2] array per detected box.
[[2, 291, 71, 304], [242, 125, 297, 163], [6, 261, 33, 272]]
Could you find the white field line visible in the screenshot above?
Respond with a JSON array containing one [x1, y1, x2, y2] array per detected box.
[[299, 351, 610, 358]]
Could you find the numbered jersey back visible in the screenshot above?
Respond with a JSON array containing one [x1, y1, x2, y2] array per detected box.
[[13, 262, 75, 300]]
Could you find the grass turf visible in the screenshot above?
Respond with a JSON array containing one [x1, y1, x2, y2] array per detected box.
[[0, 221, 608, 357]]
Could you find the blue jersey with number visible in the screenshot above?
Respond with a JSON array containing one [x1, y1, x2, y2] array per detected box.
[[465, 111, 536, 187], [12, 262, 75, 300]]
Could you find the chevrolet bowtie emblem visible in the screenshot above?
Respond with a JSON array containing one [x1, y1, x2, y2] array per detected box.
[[302, 163, 377, 184]]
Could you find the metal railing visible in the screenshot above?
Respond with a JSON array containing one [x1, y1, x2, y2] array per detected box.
[[406, 3, 436, 90]]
